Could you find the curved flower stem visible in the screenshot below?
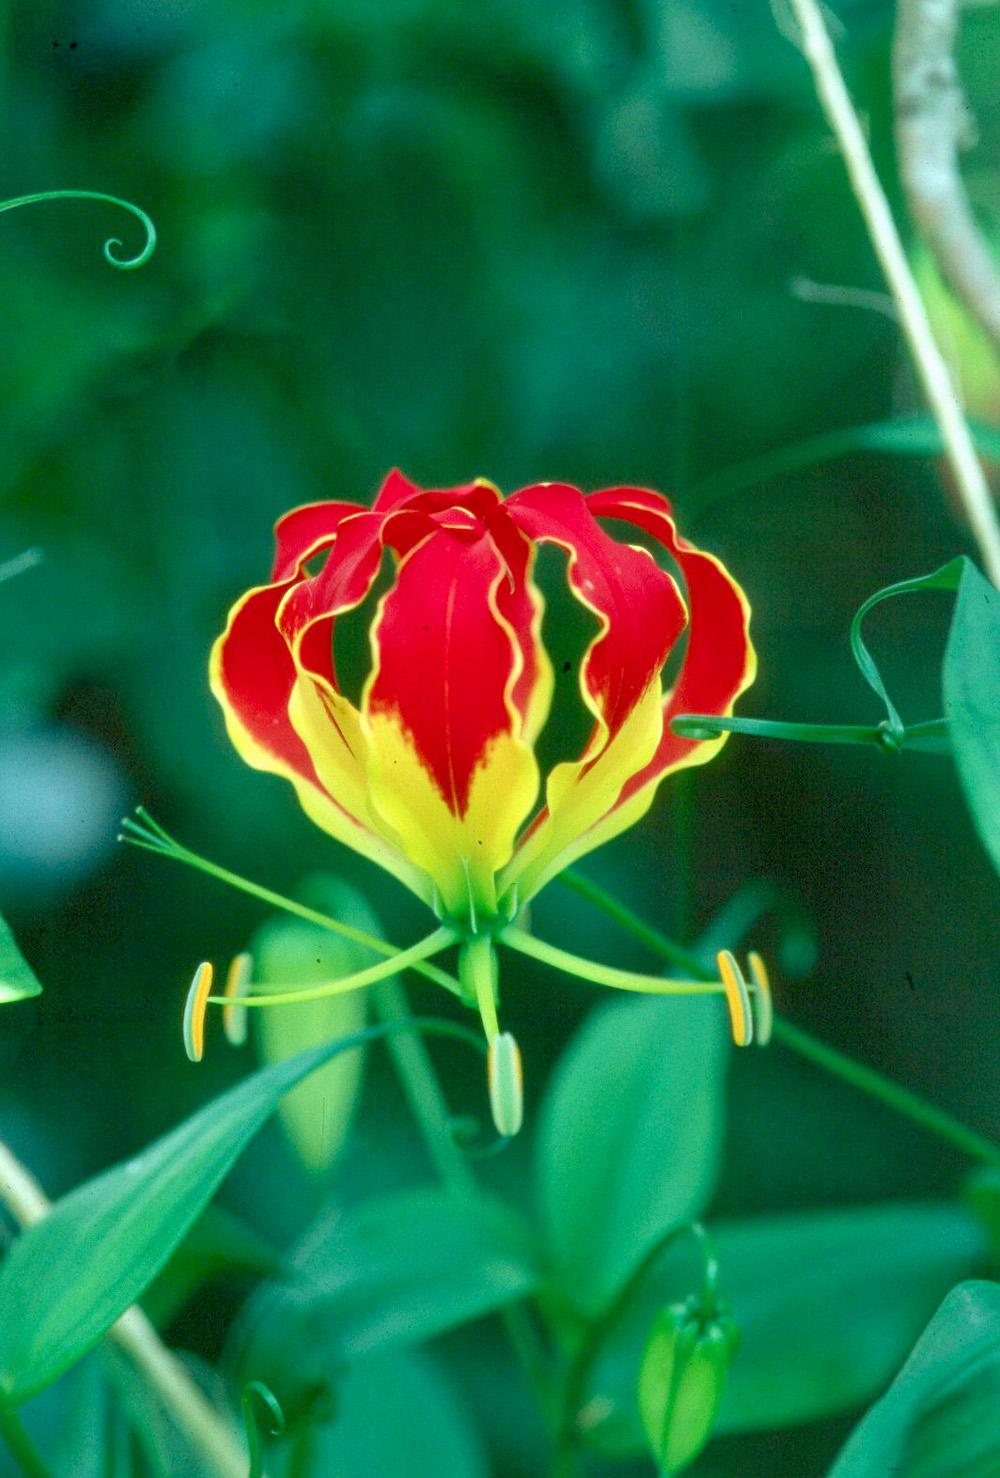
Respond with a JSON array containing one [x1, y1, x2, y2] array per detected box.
[[501, 927, 725, 997], [119, 813, 463, 998], [557, 871, 1000, 1170], [0, 190, 157, 269], [207, 928, 455, 1009]]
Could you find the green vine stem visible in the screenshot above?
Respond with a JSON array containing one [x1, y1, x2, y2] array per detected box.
[[558, 870, 1000, 1170], [0, 190, 156, 268], [670, 713, 950, 753]]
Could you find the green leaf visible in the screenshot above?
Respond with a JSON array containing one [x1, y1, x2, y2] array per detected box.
[[943, 561, 1000, 875], [285, 1349, 488, 1478], [0, 1024, 447, 1405], [849, 559, 965, 736], [585, 1202, 986, 1453], [830, 1281, 1000, 1477], [233, 1186, 540, 1410], [535, 995, 727, 1316], [252, 878, 386, 1174], [0, 914, 42, 1002]]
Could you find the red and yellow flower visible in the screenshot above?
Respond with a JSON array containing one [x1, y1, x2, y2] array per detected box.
[[210, 471, 755, 931]]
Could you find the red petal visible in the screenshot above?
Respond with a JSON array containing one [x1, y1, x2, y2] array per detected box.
[[277, 510, 385, 665], [487, 505, 552, 744], [212, 530, 431, 900], [506, 483, 686, 748], [212, 579, 324, 787], [498, 483, 686, 904], [362, 523, 542, 915], [588, 486, 756, 802], [271, 501, 367, 582], [366, 527, 519, 813], [373, 467, 423, 511]]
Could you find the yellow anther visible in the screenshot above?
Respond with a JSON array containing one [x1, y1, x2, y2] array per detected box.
[[222, 952, 253, 1047], [716, 950, 753, 1047], [746, 950, 774, 1046], [487, 1032, 524, 1137], [182, 961, 214, 1063]]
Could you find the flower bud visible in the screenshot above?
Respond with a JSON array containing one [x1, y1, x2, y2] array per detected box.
[[637, 1295, 739, 1475]]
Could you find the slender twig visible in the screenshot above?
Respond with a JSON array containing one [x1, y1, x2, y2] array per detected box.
[[893, 0, 1000, 351], [0, 1141, 247, 1478], [783, 0, 1000, 588]]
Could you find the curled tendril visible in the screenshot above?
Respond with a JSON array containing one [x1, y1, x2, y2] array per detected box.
[[0, 189, 157, 269], [242, 1381, 285, 1478]]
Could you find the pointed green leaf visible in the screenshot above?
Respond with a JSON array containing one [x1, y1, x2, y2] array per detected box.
[[0, 1024, 451, 1404], [0, 914, 42, 1003], [535, 995, 727, 1315], [943, 561, 1000, 875], [830, 1281, 1000, 1477]]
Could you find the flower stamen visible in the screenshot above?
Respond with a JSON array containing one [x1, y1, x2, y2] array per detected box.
[[716, 950, 754, 1047], [222, 952, 253, 1047], [746, 950, 774, 1046], [487, 1032, 524, 1137], [183, 961, 214, 1063]]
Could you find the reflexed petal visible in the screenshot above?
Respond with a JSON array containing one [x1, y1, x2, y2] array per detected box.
[[528, 486, 756, 883], [589, 486, 756, 791], [210, 581, 424, 897], [271, 500, 367, 582], [487, 506, 553, 747], [501, 483, 686, 902], [372, 466, 422, 511], [362, 525, 542, 919]]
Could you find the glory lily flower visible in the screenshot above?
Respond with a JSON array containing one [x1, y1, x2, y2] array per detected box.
[[210, 470, 754, 925], [130, 471, 762, 1126]]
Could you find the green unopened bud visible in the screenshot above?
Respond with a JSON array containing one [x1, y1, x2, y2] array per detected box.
[[638, 1295, 739, 1475]]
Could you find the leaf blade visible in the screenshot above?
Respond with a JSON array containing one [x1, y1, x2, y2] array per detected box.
[[943, 561, 1000, 875], [535, 994, 727, 1315]]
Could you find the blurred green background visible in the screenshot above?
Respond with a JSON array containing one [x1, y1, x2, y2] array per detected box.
[[1, 1, 998, 1472]]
